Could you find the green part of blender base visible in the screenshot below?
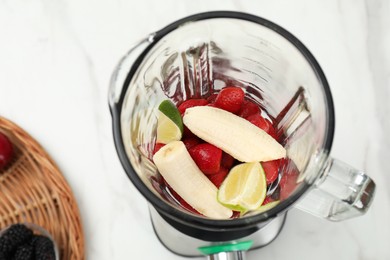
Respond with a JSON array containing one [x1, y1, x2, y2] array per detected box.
[[198, 240, 253, 255]]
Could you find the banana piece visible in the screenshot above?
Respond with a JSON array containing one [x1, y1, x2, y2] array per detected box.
[[153, 141, 233, 219], [183, 106, 286, 162]]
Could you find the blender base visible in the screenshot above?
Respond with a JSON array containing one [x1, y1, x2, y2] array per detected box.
[[149, 206, 287, 257]]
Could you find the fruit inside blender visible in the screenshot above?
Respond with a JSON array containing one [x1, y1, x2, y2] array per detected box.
[[149, 85, 307, 219]]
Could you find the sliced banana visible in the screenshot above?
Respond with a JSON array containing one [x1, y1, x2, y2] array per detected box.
[[183, 106, 286, 162], [153, 141, 232, 219]]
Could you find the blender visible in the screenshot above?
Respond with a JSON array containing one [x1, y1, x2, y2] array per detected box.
[[108, 11, 376, 259]]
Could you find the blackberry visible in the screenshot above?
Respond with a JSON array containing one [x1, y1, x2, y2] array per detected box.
[[12, 244, 34, 260], [0, 224, 33, 256], [31, 235, 55, 260]]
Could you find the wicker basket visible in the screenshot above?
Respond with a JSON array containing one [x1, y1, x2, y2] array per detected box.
[[0, 117, 85, 259]]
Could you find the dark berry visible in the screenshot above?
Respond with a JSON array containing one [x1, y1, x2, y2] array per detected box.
[[31, 235, 55, 260], [0, 224, 33, 257], [12, 244, 33, 260]]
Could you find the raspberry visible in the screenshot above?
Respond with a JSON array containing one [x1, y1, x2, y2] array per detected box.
[[189, 143, 222, 175], [215, 87, 245, 114], [178, 99, 209, 115], [31, 235, 55, 260], [0, 224, 33, 257], [12, 244, 33, 260]]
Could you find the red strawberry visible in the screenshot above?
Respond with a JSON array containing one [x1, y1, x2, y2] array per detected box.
[[182, 137, 201, 150], [215, 87, 245, 113], [207, 103, 217, 108], [189, 143, 222, 175], [246, 114, 277, 138], [183, 125, 197, 139], [231, 211, 241, 218], [178, 197, 200, 214], [262, 196, 274, 206], [0, 132, 14, 169], [238, 100, 260, 118], [207, 93, 218, 103], [164, 180, 200, 214], [207, 167, 228, 188], [261, 159, 281, 185], [153, 143, 165, 155], [221, 152, 235, 169], [178, 99, 209, 115], [279, 159, 299, 200]]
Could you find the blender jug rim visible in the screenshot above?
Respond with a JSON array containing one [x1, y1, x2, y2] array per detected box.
[[110, 11, 335, 230]]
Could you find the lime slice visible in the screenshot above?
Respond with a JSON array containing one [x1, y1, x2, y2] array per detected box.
[[255, 200, 280, 214], [158, 100, 183, 132], [217, 162, 267, 211], [157, 100, 183, 144]]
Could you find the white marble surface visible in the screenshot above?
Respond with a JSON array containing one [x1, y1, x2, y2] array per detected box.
[[1, 0, 389, 259]]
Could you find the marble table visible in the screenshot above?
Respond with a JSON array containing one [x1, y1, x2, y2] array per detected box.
[[1, 0, 389, 259]]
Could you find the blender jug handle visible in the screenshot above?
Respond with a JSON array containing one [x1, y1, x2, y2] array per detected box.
[[295, 158, 375, 221], [108, 33, 155, 111]]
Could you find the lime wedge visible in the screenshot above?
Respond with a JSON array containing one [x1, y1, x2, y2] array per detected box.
[[255, 200, 280, 214], [158, 100, 183, 133], [217, 162, 266, 211], [157, 100, 183, 144]]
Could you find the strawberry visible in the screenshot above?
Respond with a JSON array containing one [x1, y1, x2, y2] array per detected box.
[[207, 93, 218, 103], [153, 143, 165, 155], [215, 87, 245, 114], [207, 167, 228, 188], [178, 197, 200, 214], [279, 159, 299, 200], [0, 133, 13, 169], [246, 114, 277, 138], [238, 100, 260, 118], [182, 137, 201, 150], [183, 125, 197, 139], [231, 211, 241, 218], [178, 99, 209, 115], [164, 179, 200, 214], [221, 152, 235, 169], [261, 159, 281, 185], [189, 143, 222, 175], [262, 196, 274, 206]]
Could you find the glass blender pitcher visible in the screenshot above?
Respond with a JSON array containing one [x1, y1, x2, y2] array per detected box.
[[109, 11, 376, 259]]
